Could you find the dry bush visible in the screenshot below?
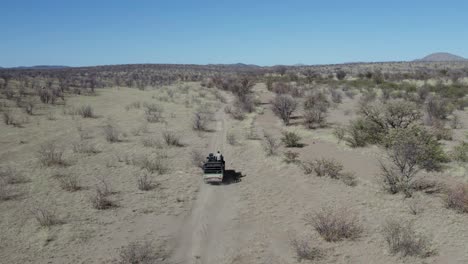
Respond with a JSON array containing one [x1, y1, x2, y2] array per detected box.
[[0, 179, 10, 201], [91, 186, 114, 210], [72, 140, 100, 154], [144, 103, 164, 123], [382, 220, 433, 258], [162, 130, 182, 147], [226, 131, 237, 145], [283, 151, 300, 164], [77, 105, 94, 118], [426, 95, 453, 123], [138, 154, 169, 174], [191, 150, 205, 169], [450, 141, 468, 162], [57, 174, 81, 192], [307, 207, 362, 242], [137, 172, 154, 191], [0, 165, 27, 184], [450, 114, 462, 129], [132, 122, 149, 136], [141, 137, 163, 148], [271, 94, 297, 125], [263, 132, 280, 156], [37, 141, 66, 166], [118, 241, 164, 264], [330, 89, 343, 104], [3, 110, 27, 127], [103, 122, 121, 143], [408, 197, 424, 215], [229, 106, 246, 120], [445, 184, 468, 213], [281, 131, 303, 147], [125, 101, 142, 111], [340, 171, 357, 186], [31, 206, 59, 227], [333, 126, 346, 143], [192, 111, 210, 131], [311, 158, 343, 179], [290, 237, 324, 262]]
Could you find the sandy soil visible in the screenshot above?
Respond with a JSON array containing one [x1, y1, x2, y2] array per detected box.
[[1, 82, 467, 264]]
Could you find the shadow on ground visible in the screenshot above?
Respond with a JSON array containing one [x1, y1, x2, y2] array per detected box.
[[222, 170, 245, 184]]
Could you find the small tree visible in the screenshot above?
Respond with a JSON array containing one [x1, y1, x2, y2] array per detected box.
[[336, 70, 347, 80], [271, 94, 297, 125]]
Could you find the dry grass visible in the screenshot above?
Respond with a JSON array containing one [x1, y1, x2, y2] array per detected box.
[[382, 220, 434, 258], [283, 151, 300, 164], [91, 186, 114, 210], [307, 207, 362, 242], [118, 241, 165, 264], [309, 158, 343, 179], [31, 206, 60, 227], [72, 140, 101, 154], [37, 141, 66, 166], [57, 174, 81, 192], [137, 172, 155, 191], [162, 130, 182, 147], [144, 103, 164, 123], [141, 137, 163, 148], [0, 165, 28, 184], [226, 131, 237, 145], [137, 154, 169, 174], [290, 237, 324, 262], [263, 132, 280, 156]]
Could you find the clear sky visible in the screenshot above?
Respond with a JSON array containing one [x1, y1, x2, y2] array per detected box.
[[1, 0, 467, 67]]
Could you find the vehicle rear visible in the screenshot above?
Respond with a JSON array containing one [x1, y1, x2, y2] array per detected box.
[[203, 161, 224, 183]]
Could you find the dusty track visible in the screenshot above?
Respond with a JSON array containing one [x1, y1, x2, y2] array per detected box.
[[173, 107, 242, 264]]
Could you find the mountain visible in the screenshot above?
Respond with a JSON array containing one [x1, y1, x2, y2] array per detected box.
[[416, 52, 467, 62], [1, 65, 70, 70]]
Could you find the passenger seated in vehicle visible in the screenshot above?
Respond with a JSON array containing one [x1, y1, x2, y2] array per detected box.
[[215, 151, 221, 161], [207, 153, 215, 162]]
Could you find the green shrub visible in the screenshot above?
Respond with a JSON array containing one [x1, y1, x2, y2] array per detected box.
[[281, 131, 303, 147], [450, 142, 468, 162]]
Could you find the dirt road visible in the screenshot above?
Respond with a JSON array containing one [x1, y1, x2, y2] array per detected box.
[[172, 108, 243, 264]]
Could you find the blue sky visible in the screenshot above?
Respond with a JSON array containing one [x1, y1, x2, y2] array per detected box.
[[1, 0, 467, 67]]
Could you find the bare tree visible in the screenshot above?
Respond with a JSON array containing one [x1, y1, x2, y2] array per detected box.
[[271, 94, 297, 125]]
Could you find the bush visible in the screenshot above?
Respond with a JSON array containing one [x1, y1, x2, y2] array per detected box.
[[72, 140, 100, 154], [382, 220, 433, 258], [340, 171, 357, 186], [138, 154, 169, 174], [304, 108, 328, 129], [77, 105, 94, 118], [345, 118, 383, 147], [271, 94, 297, 125], [144, 103, 164, 123], [57, 174, 81, 192], [91, 186, 114, 210], [103, 122, 121, 143], [162, 130, 182, 147], [0, 179, 10, 201], [330, 89, 343, 103], [290, 238, 324, 262], [192, 111, 210, 131], [263, 132, 280, 156], [311, 158, 343, 179], [226, 131, 237, 145], [281, 131, 302, 147], [307, 207, 362, 242], [283, 151, 300, 164], [426, 95, 453, 122], [2, 110, 27, 127], [37, 141, 66, 166], [0, 165, 27, 184], [445, 184, 468, 213], [137, 172, 154, 191], [450, 141, 468, 162], [31, 206, 59, 227], [118, 241, 164, 264], [333, 126, 346, 143]]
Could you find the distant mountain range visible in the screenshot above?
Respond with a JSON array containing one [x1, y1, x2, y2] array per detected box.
[[415, 52, 467, 62], [2, 65, 70, 70]]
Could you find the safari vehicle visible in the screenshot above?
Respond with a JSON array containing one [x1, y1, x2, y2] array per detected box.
[[203, 153, 225, 183]]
